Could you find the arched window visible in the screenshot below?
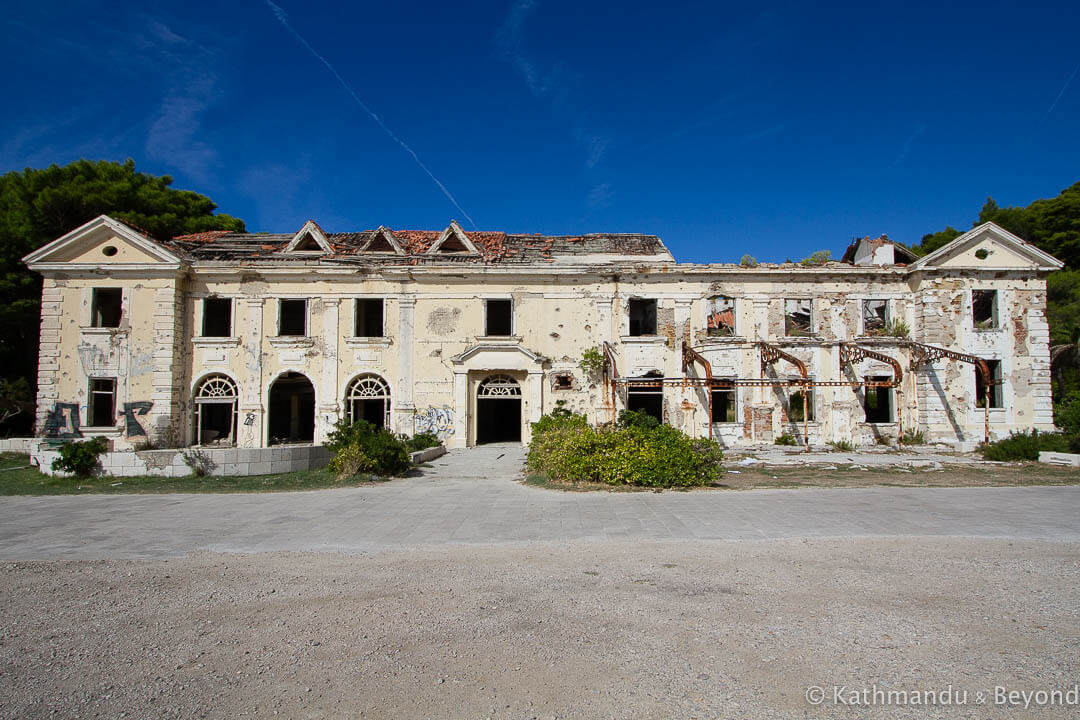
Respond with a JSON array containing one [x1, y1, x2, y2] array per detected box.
[[194, 374, 238, 446], [477, 374, 521, 397], [345, 374, 391, 428]]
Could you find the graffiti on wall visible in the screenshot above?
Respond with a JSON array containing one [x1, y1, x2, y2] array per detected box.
[[414, 406, 455, 438], [121, 401, 153, 437], [43, 403, 82, 438]]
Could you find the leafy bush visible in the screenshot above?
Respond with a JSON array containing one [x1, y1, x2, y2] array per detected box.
[[900, 428, 926, 445], [51, 437, 108, 478], [181, 449, 215, 477], [328, 444, 376, 480], [616, 409, 660, 430], [979, 430, 1072, 461], [326, 419, 410, 476], [578, 346, 605, 378], [527, 410, 721, 488], [1054, 392, 1080, 436], [774, 433, 797, 446], [404, 432, 441, 453], [739, 254, 758, 268]]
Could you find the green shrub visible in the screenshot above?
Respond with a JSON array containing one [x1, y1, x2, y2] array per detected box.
[[326, 419, 410, 476], [328, 443, 376, 480], [1054, 392, 1080, 436], [51, 437, 108, 478], [883, 320, 910, 338], [774, 433, 797, 446], [979, 430, 1072, 461], [404, 432, 441, 453], [616, 409, 660, 430], [578, 346, 605, 378], [900, 428, 926, 445], [829, 439, 854, 451], [527, 410, 721, 488]]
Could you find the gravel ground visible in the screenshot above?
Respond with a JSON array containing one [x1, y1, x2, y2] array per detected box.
[[2, 538, 1078, 719]]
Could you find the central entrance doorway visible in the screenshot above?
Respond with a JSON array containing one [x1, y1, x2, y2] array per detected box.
[[475, 374, 522, 444], [267, 371, 315, 444]]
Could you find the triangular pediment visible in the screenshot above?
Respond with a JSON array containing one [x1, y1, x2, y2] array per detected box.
[[360, 226, 405, 255], [428, 220, 479, 255], [908, 222, 1063, 271], [22, 215, 183, 268], [284, 220, 332, 254]]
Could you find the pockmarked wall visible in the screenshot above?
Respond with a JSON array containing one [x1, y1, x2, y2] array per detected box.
[[25, 217, 1062, 454]]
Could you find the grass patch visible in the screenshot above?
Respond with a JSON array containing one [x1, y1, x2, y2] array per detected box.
[[0, 452, 391, 495]]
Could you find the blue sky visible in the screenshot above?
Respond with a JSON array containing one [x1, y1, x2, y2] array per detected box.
[[3, 1, 1078, 263]]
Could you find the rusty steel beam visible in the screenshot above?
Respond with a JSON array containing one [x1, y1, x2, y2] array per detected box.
[[839, 342, 905, 444], [602, 341, 619, 425], [758, 342, 809, 450], [905, 340, 996, 445], [681, 342, 714, 439]]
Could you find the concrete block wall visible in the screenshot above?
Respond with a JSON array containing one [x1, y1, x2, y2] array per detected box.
[[31, 444, 331, 478]]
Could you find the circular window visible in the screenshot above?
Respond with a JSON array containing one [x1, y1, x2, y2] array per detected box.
[[102, 246, 118, 257]]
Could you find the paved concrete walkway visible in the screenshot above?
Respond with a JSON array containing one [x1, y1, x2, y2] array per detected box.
[[1, 443, 1078, 560]]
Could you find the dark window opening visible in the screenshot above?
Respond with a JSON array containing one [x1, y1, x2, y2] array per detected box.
[[292, 233, 322, 252], [975, 360, 1004, 409], [711, 388, 736, 423], [788, 388, 815, 422], [267, 372, 315, 444], [553, 373, 573, 390], [862, 299, 889, 335], [91, 288, 122, 328], [973, 290, 998, 330], [355, 299, 384, 337], [365, 233, 397, 253], [88, 378, 116, 427], [202, 298, 232, 337], [629, 299, 658, 336], [278, 299, 307, 336], [864, 376, 893, 423], [626, 386, 663, 423], [485, 299, 513, 336], [706, 296, 736, 336], [784, 299, 813, 336]]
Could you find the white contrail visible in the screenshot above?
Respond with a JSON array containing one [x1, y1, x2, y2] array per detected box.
[[1035, 60, 1080, 135], [265, 0, 477, 228]]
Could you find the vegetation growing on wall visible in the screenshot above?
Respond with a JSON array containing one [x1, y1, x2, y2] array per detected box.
[[526, 407, 722, 488]]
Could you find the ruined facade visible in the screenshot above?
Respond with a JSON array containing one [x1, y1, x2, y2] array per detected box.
[[24, 215, 1063, 452]]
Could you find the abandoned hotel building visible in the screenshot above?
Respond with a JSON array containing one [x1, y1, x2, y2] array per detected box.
[[23, 214, 1063, 455]]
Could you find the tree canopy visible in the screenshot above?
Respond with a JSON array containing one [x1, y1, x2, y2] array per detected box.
[[0, 159, 244, 429], [908, 181, 1080, 269]]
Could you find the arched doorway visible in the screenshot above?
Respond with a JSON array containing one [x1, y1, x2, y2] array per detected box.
[[193, 374, 238, 446], [345, 373, 391, 428], [476, 374, 522, 444], [267, 371, 315, 444]]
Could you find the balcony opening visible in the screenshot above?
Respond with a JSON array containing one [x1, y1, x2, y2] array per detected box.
[[91, 288, 122, 328], [706, 296, 736, 336], [629, 298, 657, 336], [278, 299, 307, 336], [202, 298, 232, 337], [711, 387, 736, 423], [784, 299, 812, 337], [88, 378, 116, 427], [863, 376, 893, 423], [862, 299, 888, 335], [485, 299, 513, 336], [975, 360, 1004, 409], [626, 381, 663, 423], [973, 290, 998, 330], [355, 299, 384, 337]]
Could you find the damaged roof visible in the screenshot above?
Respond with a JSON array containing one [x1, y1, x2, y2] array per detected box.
[[164, 224, 671, 266]]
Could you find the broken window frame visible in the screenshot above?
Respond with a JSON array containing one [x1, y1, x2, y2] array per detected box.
[[87, 377, 117, 428], [861, 298, 890, 336], [193, 374, 238, 446], [787, 386, 816, 423], [625, 381, 664, 423], [972, 290, 999, 331], [628, 298, 658, 337], [90, 288, 123, 328], [354, 298, 385, 338], [552, 373, 574, 391], [706, 296, 737, 337], [975, 359, 1004, 409], [784, 299, 814, 337], [484, 298, 514, 337], [710, 387, 737, 423], [863, 375, 893, 423], [201, 297, 233, 337], [278, 299, 308, 337]]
